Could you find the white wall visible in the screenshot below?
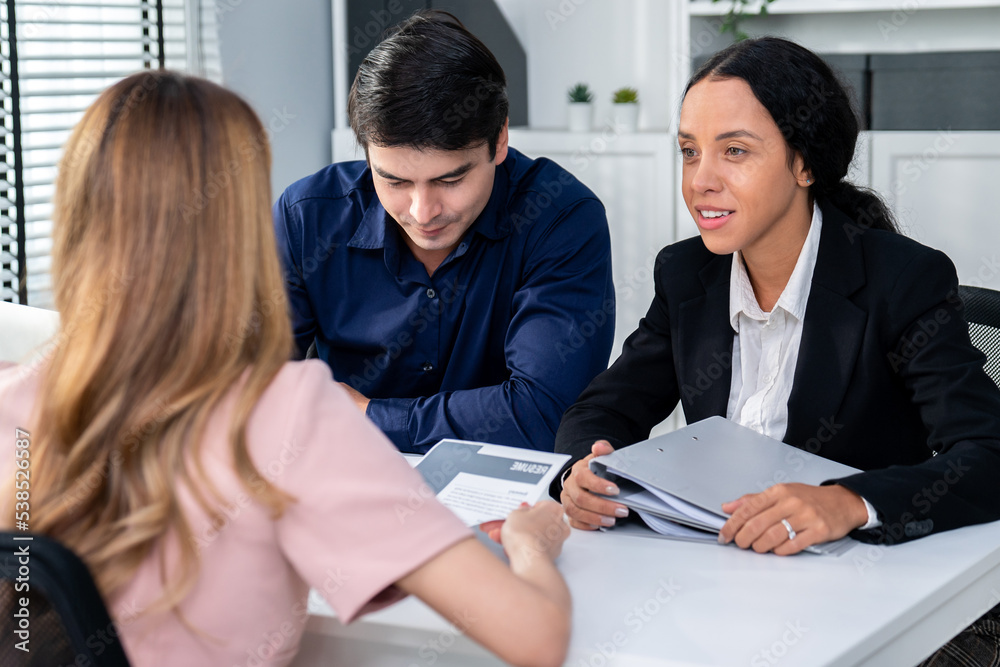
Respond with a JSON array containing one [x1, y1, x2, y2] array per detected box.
[[495, 0, 683, 132], [217, 0, 334, 198]]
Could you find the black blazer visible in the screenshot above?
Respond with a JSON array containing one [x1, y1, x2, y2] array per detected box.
[[555, 201, 1000, 545]]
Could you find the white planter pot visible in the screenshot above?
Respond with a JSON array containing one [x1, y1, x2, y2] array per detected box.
[[567, 102, 593, 132], [611, 103, 639, 133]]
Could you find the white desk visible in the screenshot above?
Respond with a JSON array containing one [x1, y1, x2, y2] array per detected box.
[[291, 520, 1000, 667]]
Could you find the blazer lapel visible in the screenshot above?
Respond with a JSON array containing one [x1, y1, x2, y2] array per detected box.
[[784, 202, 868, 446], [677, 255, 734, 422]]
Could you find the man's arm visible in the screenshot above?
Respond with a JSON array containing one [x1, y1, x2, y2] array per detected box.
[[555, 245, 684, 459], [366, 199, 615, 453], [549, 246, 684, 500], [273, 194, 318, 359]]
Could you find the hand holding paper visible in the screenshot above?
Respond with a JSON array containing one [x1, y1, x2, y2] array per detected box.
[[415, 439, 569, 525], [560, 440, 630, 530], [500, 501, 571, 563], [480, 518, 505, 544]]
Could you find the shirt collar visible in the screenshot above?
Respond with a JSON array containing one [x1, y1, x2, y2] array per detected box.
[[347, 151, 516, 252], [471, 156, 512, 240], [347, 197, 389, 250], [729, 203, 824, 330]]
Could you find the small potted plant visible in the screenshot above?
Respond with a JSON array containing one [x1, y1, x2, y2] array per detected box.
[[567, 82, 593, 132], [611, 86, 639, 133]]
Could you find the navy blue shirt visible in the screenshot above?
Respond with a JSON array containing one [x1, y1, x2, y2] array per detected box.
[[273, 148, 615, 453]]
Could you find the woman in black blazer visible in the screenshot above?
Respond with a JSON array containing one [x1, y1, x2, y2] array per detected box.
[[556, 36, 1000, 663], [555, 38, 1000, 565]]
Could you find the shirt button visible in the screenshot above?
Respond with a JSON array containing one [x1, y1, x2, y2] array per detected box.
[[763, 375, 773, 384], [426, 288, 437, 298], [422, 362, 434, 372]]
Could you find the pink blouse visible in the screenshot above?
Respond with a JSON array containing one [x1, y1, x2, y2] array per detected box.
[[0, 359, 471, 666]]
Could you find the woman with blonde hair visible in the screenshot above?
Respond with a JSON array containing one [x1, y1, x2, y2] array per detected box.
[[0, 70, 570, 667]]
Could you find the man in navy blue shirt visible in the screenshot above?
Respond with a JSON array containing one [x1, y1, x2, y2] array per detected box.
[[273, 11, 614, 453]]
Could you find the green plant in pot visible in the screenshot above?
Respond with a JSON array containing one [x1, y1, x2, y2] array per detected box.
[[611, 86, 639, 133], [567, 82, 594, 132]]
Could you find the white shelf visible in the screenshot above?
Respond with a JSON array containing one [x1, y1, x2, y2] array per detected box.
[[688, 0, 1000, 16]]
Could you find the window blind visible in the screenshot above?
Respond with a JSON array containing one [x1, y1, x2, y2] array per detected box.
[[1, 0, 221, 307]]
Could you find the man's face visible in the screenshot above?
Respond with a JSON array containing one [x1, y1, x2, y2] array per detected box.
[[369, 124, 508, 273]]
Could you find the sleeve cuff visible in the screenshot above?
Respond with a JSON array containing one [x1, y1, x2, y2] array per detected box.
[[365, 397, 417, 452], [860, 496, 882, 530], [560, 466, 573, 490]]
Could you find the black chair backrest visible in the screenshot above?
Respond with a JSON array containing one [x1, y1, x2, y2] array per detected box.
[[959, 285, 1000, 388], [0, 532, 131, 666]]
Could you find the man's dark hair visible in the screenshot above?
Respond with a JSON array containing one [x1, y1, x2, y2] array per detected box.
[[686, 37, 897, 234], [348, 10, 509, 159]]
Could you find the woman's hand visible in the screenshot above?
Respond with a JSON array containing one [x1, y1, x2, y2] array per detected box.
[[497, 501, 571, 563], [480, 501, 570, 563], [559, 441, 629, 530], [718, 483, 869, 555], [402, 502, 572, 667]]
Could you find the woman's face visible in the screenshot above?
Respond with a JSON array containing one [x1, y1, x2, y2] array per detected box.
[[678, 77, 812, 259]]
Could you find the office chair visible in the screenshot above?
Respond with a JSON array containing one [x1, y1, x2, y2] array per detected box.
[[0, 532, 131, 666], [959, 285, 1000, 388]]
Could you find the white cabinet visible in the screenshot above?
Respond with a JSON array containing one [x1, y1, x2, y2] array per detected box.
[[688, 0, 1000, 14], [870, 131, 1000, 288], [683, 1, 1000, 56]]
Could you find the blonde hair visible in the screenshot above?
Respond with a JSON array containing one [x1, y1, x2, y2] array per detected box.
[[24, 71, 294, 611]]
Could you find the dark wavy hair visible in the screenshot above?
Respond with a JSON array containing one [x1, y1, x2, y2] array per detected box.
[[348, 10, 508, 159], [686, 37, 897, 234]]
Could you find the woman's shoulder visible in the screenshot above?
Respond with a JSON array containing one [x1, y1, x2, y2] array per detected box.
[[829, 224, 964, 330], [0, 361, 20, 389], [0, 361, 36, 383], [261, 359, 337, 399], [857, 227, 957, 286], [819, 199, 952, 275], [650, 235, 730, 300], [0, 364, 42, 489], [247, 359, 354, 435], [0, 362, 42, 422], [862, 225, 948, 259]]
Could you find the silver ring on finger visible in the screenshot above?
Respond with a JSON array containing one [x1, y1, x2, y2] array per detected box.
[[780, 518, 797, 541]]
